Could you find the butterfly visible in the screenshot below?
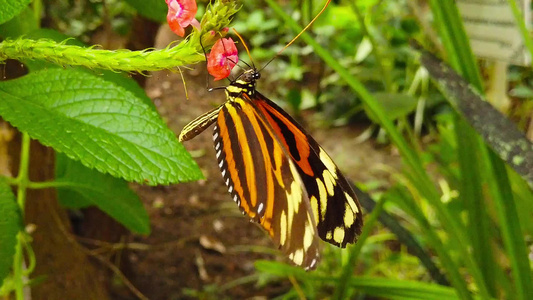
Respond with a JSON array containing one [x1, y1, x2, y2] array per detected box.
[[179, 68, 363, 270]]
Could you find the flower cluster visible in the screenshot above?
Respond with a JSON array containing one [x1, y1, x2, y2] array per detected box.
[[166, 0, 238, 80]]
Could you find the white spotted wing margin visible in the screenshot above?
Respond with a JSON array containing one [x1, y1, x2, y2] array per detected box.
[[213, 97, 321, 270]]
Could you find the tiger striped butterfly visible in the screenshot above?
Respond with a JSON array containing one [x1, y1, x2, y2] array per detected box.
[[179, 68, 363, 270]]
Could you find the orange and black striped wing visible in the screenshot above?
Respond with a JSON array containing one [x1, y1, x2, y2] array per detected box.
[[213, 97, 321, 270], [253, 92, 363, 247]]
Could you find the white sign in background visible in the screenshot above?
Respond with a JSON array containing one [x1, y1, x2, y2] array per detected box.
[[457, 0, 531, 65]]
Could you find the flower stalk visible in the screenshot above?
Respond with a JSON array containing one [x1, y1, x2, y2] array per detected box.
[[0, 0, 239, 72]]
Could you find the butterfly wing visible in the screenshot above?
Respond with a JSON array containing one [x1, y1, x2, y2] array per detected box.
[[253, 92, 363, 247], [213, 96, 321, 270]]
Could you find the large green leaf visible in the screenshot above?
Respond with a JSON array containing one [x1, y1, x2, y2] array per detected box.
[[0, 178, 21, 286], [56, 154, 150, 234], [0, 68, 203, 185], [0, 0, 30, 25], [20, 29, 156, 110]]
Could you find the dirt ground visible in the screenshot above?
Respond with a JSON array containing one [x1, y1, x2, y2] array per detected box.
[[119, 26, 401, 299]]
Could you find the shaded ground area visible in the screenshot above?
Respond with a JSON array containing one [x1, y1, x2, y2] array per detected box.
[[123, 27, 402, 299]]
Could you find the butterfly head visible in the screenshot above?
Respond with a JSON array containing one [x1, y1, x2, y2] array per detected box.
[[241, 68, 261, 84], [228, 69, 260, 97]]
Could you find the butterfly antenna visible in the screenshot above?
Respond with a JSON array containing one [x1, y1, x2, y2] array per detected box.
[[261, 0, 331, 71], [199, 36, 216, 91], [233, 28, 255, 70], [221, 33, 251, 72], [201, 31, 236, 90]]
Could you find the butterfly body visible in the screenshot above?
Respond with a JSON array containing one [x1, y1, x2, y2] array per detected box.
[[180, 69, 363, 270]]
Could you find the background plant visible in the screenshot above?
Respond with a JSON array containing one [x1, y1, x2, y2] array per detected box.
[[0, 0, 532, 299]]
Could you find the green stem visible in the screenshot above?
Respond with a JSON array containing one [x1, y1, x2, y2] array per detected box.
[[12, 239, 23, 300], [25, 180, 74, 189], [32, 0, 42, 26], [5, 177, 102, 190], [333, 196, 387, 300], [16, 133, 31, 212], [0, 38, 203, 72], [13, 133, 31, 300]]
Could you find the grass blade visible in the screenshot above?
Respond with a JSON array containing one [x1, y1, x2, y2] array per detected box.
[[333, 195, 387, 299]]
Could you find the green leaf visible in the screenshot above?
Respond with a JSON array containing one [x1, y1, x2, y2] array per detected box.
[[0, 0, 30, 25], [256, 262, 460, 300], [124, 0, 167, 23], [345, 277, 459, 300], [365, 92, 418, 122], [55, 153, 150, 234], [0, 68, 203, 185], [0, 178, 21, 286], [334, 196, 387, 299], [420, 50, 533, 189], [510, 85, 533, 98], [488, 157, 533, 300], [21, 29, 156, 110], [0, 6, 38, 38]]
